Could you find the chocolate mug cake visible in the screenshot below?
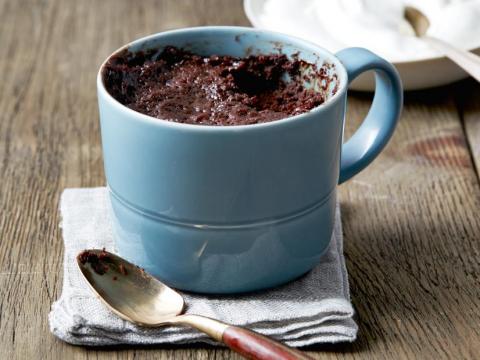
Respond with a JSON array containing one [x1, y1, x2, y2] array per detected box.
[[103, 46, 334, 126], [97, 27, 402, 293]]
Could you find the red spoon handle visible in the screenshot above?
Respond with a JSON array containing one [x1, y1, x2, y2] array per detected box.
[[222, 325, 314, 360]]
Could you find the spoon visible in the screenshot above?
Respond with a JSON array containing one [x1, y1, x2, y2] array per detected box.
[[404, 5, 480, 83], [77, 249, 313, 360]]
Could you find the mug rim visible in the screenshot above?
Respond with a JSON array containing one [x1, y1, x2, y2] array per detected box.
[[97, 26, 349, 131]]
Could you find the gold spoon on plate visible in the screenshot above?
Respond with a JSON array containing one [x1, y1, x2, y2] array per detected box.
[[404, 5, 480, 82], [77, 249, 313, 360]]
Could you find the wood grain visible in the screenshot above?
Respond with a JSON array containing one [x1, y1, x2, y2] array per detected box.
[[460, 80, 480, 177], [338, 87, 480, 359], [0, 0, 479, 359]]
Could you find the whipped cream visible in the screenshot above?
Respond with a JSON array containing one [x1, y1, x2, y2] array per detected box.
[[257, 0, 480, 62]]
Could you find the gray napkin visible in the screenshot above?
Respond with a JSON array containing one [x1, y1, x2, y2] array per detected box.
[[49, 187, 357, 347]]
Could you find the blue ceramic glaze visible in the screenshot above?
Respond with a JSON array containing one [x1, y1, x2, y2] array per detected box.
[[335, 48, 403, 183], [97, 27, 402, 293]]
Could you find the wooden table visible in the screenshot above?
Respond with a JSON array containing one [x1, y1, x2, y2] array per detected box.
[[1, 1, 479, 358]]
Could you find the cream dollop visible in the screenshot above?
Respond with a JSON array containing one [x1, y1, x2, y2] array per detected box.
[[257, 0, 480, 62]]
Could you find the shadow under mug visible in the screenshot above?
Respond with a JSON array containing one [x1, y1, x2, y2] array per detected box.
[[97, 26, 403, 294]]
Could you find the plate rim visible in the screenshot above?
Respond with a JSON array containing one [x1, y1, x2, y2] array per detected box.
[[243, 0, 480, 66]]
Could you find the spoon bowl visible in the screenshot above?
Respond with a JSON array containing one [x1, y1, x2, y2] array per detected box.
[[404, 6, 430, 37], [77, 249, 184, 326], [77, 249, 313, 359]]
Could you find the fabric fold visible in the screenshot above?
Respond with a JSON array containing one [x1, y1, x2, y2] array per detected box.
[[49, 187, 357, 347]]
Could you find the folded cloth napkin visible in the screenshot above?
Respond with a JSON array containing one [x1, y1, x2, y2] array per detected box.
[[49, 187, 357, 347]]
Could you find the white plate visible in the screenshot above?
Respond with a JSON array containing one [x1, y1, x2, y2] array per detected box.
[[244, 0, 480, 91]]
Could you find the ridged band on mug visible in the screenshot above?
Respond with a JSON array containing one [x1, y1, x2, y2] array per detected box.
[[108, 186, 336, 230]]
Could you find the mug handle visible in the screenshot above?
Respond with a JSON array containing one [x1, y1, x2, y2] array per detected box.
[[335, 48, 403, 184]]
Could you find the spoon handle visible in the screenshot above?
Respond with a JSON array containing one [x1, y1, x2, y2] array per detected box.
[[425, 36, 480, 83], [176, 314, 314, 360], [222, 325, 314, 360]]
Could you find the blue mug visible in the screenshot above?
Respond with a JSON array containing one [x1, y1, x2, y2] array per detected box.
[[97, 26, 402, 293]]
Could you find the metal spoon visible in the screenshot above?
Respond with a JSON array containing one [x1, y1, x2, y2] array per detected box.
[[404, 5, 480, 82], [77, 249, 313, 360]]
